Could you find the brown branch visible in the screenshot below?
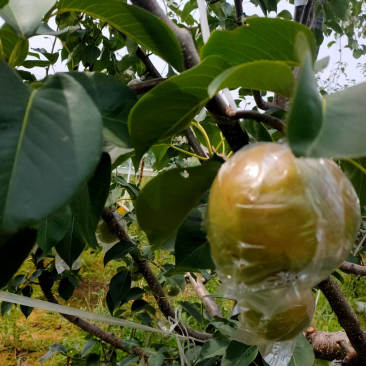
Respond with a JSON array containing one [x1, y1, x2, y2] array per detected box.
[[340, 262, 366, 277], [36, 263, 147, 360], [128, 78, 166, 94], [234, 0, 244, 26], [318, 277, 366, 363], [185, 273, 223, 318], [228, 109, 285, 133], [301, 0, 315, 26], [184, 128, 207, 161], [130, 0, 250, 153], [252, 90, 275, 111], [101, 207, 213, 342]]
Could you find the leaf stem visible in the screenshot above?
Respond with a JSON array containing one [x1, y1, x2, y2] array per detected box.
[[170, 145, 208, 161], [344, 159, 366, 176], [227, 151, 233, 158], [215, 137, 225, 152], [62, 42, 74, 69], [191, 122, 213, 156]]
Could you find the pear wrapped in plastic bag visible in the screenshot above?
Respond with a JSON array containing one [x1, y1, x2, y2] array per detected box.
[[206, 143, 361, 311]]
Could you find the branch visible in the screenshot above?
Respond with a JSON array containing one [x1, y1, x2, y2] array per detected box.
[[301, 0, 315, 26], [234, 0, 244, 26], [252, 90, 275, 111], [318, 277, 366, 362], [101, 207, 213, 342], [184, 128, 208, 160], [130, 0, 250, 153], [36, 262, 147, 359], [228, 109, 285, 133], [128, 78, 166, 94], [185, 273, 223, 318], [340, 262, 366, 277]]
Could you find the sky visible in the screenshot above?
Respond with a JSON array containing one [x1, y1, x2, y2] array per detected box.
[[0, 0, 365, 89]]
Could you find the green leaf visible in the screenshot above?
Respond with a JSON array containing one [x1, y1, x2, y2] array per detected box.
[[151, 145, 170, 171], [0, 0, 56, 38], [21, 59, 51, 68], [86, 354, 100, 366], [287, 335, 315, 366], [136, 155, 224, 248], [191, 122, 229, 152], [115, 176, 139, 200], [16, 70, 36, 82], [0, 24, 28, 66], [255, 0, 277, 15], [322, 0, 348, 20], [131, 299, 149, 313], [341, 158, 366, 208], [241, 120, 272, 142], [84, 45, 101, 64], [109, 270, 131, 307], [199, 337, 230, 360], [37, 206, 72, 255], [41, 344, 68, 364], [70, 153, 111, 249], [58, 277, 76, 301], [1, 301, 12, 316], [129, 56, 229, 164], [181, 301, 203, 324], [68, 72, 137, 149], [55, 217, 85, 268], [103, 241, 137, 267], [58, 0, 184, 71], [0, 0, 8, 9], [221, 341, 257, 366], [326, 21, 343, 34], [20, 285, 34, 318], [120, 355, 139, 366], [288, 44, 366, 158], [201, 18, 316, 67], [0, 229, 37, 288], [36, 23, 69, 37], [175, 207, 215, 272], [81, 339, 99, 358], [32, 48, 59, 64], [209, 61, 294, 99], [277, 10, 293, 20], [148, 352, 164, 366], [0, 63, 103, 234]]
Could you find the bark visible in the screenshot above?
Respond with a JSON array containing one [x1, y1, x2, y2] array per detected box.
[[128, 78, 166, 94], [101, 208, 213, 342], [252, 90, 275, 111], [339, 262, 366, 277], [185, 273, 223, 318]]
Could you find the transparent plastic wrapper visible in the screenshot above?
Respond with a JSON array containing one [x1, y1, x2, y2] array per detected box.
[[206, 143, 361, 314], [234, 290, 315, 366]]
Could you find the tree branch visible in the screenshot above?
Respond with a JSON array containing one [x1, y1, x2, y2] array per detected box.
[[340, 262, 366, 277], [301, 0, 315, 26], [318, 277, 366, 362], [185, 273, 223, 318], [252, 90, 275, 111], [128, 78, 166, 94], [234, 0, 244, 26], [130, 0, 250, 153], [184, 128, 208, 160], [227, 109, 285, 133], [101, 207, 213, 342], [36, 262, 147, 360]]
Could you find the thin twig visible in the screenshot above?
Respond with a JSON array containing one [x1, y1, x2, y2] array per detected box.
[[252, 90, 275, 111]]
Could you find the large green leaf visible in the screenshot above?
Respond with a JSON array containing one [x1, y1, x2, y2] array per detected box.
[[136, 155, 223, 247], [221, 341, 258, 366], [0, 229, 37, 288], [199, 337, 230, 360], [287, 46, 366, 158], [0, 62, 103, 234], [175, 207, 215, 272], [37, 206, 72, 255], [241, 120, 272, 142], [108, 270, 131, 310], [55, 217, 85, 268], [201, 18, 316, 67], [287, 335, 315, 366], [136, 155, 224, 248], [322, 0, 348, 21], [0, 0, 56, 38], [70, 153, 111, 248], [129, 56, 230, 163], [0, 0, 8, 9], [69, 72, 137, 149], [208, 61, 294, 99], [58, 0, 184, 72], [0, 23, 28, 66], [341, 159, 366, 209]]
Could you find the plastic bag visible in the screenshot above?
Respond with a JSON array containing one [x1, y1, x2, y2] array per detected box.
[[234, 290, 315, 365], [206, 142, 361, 314]]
